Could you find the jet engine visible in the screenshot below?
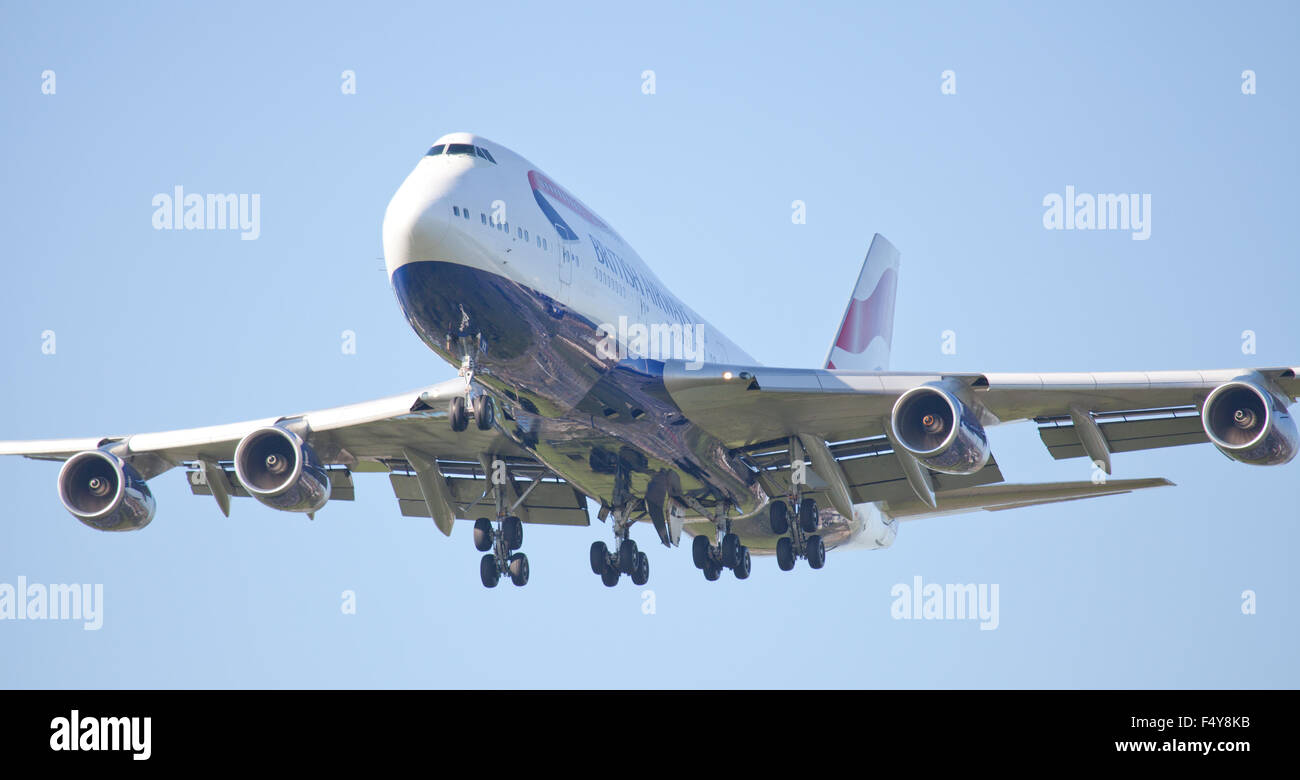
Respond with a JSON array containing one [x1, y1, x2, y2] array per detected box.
[[57, 450, 156, 531], [233, 426, 330, 513], [890, 384, 991, 475], [1201, 380, 1298, 466]]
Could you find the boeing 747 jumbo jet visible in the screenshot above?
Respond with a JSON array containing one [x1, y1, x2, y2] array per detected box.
[[4, 133, 1297, 589]]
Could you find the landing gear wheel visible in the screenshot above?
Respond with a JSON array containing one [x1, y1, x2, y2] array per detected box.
[[473, 518, 493, 552], [806, 534, 826, 569], [474, 394, 495, 431], [590, 541, 610, 575], [799, 497, 819, 534], [769, 501, 789, 534], [508, 552, 529, 586], [703, 561, 721, 581], [449, 396, 469, 432], [601, 564, 621, 587], [480, 554, 500, 588], [733, 546, 751, 580], [691, 534, 711, 570], [502, 516, 523, 550], [721, 533, 741, 568], [631, 552, 650, 586], [776, 536, 796, 572], [617, 538, 639, 574]]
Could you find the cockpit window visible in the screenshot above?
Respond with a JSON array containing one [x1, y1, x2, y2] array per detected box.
[[430, 143, 496, 162]]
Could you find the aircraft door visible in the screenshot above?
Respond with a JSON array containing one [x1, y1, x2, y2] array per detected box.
[[557, 238, 575, 304]]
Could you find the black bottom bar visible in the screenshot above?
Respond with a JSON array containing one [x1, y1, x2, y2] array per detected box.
[[0, 690, 1287, 766]]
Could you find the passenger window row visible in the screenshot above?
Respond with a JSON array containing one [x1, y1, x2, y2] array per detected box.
[[476, 212, 510, 234], [446, 205, 553, 253], [594, 266, 625, 297]]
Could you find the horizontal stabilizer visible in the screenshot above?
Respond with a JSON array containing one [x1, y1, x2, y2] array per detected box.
[[883, 477, 1174, 519]]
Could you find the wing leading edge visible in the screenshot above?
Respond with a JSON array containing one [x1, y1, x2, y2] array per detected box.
[[0, 378, 589, 532], [661, 361, 1299, 452]]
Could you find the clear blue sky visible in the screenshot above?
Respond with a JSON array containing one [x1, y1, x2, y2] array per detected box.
[[1, 1, 1297, 688]]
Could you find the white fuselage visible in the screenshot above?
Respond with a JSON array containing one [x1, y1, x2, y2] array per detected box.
[[383, 132, 755, 367]]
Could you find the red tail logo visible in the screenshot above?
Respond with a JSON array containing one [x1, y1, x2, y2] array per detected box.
[[832, 266, 897, 358]]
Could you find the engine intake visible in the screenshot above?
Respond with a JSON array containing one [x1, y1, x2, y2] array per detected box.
[[890, 385, 991, 475], [233, 426, 330, 513], [58, 450, 156, 531], [1202, 381, 1298, 466]]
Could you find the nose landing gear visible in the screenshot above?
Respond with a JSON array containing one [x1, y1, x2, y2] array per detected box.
[[449, 393, 495, 433], [449, 349, 497, 433]]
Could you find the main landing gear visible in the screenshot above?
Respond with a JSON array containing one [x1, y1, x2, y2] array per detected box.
[[589, 457, 651, 587], [474, 451, 529, 588], [768, 496, 826, 573], [590, 532, 650, 587], [692, 515, 752, 582], [475, 515, 529, 588]]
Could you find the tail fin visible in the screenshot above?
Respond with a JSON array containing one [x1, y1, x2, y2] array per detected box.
[[823, 233, 899, 371]]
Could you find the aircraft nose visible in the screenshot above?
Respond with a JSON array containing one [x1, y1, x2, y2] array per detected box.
[[382, 162, 454, 276]]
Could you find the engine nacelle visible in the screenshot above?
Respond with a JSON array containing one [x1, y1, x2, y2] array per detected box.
[[233, 426, 330, 513], [890, 384, 991, 475], [1202, 380, 1298, 466], [58, 450, 156, 531]]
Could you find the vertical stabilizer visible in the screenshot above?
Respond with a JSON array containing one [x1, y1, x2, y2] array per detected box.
[[823, 234, 900, 371]]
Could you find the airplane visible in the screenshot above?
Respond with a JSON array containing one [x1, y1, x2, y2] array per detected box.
[[3, 132, 1297, 589]]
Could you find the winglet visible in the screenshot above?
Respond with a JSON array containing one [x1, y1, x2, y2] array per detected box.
[[823, 234, 900, 371]]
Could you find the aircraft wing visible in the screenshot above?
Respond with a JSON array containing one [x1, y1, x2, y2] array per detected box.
[[0, 378, 590, 534], [662, 361, 1298, 449], [663, 361, 1298, 516]]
